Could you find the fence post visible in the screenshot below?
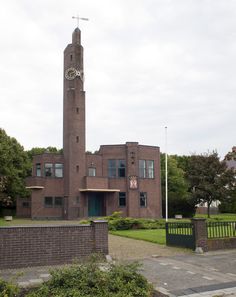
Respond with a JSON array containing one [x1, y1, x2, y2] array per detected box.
[[191, 218, 208, 252], [91, 220, 109, 255]]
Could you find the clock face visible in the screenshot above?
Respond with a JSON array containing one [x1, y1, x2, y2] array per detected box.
[[65, 67, 81, 80]]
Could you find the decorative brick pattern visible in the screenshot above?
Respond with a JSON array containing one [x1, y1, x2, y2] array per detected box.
[[0, 221, 108, 269]]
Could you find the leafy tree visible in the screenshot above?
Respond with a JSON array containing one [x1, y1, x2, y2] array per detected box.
[[187, 152, 235, 217], [0, 129, 31, 208], [161, 154, 195, 218], [27, 146, 62, 160]]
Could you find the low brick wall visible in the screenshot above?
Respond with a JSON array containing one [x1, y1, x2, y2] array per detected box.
[[0, 221, 108, 269], [208, 237, 236, 251]]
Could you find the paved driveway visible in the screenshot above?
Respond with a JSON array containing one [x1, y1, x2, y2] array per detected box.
[[109, 235, 236, 297]]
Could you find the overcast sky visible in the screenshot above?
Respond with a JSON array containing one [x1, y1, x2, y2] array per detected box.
[[0, 0, 235, 158]]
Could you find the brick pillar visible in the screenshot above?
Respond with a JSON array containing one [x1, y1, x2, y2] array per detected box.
[[91, 220, 109, 255], [191, 218, 208, 252]]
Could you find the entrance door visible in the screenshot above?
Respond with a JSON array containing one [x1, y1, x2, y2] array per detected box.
[[88, 193, 104, 217]]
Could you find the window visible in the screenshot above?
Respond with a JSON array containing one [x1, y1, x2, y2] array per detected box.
[[139, 160, 146, 178], [139, 160, 154, 179], [54, 197, 63, 207], [76, 165, 79, 173], [108, 160, 116, 177], [44, 196, 53, 207], [140, 192, 147, 207], [88, 167, 96, 176], [108, 160, 126, 178], [36, 163, 41, 177], [118, 160, 126, 177], [119, 192, 126, 207], [76, 136, 79, 143], [76, 107, 79, 114], [22, 202, 30, 208], [147, 160, 154, 178], [55, 163, 63, 177], [45, 163, 53, 177]]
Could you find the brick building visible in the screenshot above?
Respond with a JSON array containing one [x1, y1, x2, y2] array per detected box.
[[17, 27, 162, 219]]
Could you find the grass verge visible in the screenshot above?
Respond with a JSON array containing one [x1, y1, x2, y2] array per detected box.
[[110, 229, 166, 245]]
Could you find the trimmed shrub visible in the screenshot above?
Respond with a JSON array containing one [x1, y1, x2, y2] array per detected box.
[[25, 258, 153, 297]]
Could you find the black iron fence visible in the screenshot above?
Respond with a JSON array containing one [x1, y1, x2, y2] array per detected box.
[[207, 221, 236, 239], [166, 222, 195, 249]]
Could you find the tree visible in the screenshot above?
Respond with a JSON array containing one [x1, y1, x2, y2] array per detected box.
[[27, 146, 62, 160], [161, 154, 195, 218], [0, 128, 31, 208], [187, 152, 235, 217]]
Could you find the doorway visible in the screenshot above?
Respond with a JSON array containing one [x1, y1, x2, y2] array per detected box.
[[88, 192, 105, 217]]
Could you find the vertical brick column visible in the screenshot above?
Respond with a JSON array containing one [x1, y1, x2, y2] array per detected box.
[[92, 220, 109, 255], [191, 218, 208, 252]]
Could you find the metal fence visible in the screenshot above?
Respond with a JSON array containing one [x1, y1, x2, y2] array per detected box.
[[166, 222, 195, 249], [207, 221, 236, 239]]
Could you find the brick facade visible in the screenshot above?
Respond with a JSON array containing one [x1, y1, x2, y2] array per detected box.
[[0, 221, 108, 269], [17, 28, 162, 220]]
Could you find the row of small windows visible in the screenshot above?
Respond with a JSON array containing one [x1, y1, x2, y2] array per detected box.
[[108, 159, 154, 179], [36, 159, 154, 179], [118, 192, 147, 208], [44, 196, 64, 207], [36, 163, 63, 178]]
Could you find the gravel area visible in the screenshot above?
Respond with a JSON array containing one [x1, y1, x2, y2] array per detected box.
[[108, 234, 190, 261]]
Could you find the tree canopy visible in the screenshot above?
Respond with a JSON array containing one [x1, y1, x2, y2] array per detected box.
[[187, 152, 236, 217], [0, 129, 31, 206]]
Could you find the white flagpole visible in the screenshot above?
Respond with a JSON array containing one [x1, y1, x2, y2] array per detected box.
[[165, 126, 168, 222]]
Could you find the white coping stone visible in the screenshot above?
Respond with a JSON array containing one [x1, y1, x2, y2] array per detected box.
[[39, 273, 51, 279], [29, 279, 43, 285], [18, 281, 30, 288]]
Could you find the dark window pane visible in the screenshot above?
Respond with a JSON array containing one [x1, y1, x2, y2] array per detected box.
[[119, 192, 126, 207], [44, 196, 53, 207], [140, 192, 147, 207], [118, 160, 126, 177], [108, 160, 116, 178], [22, 202, 30, 208], [54, 197, 63, 207]]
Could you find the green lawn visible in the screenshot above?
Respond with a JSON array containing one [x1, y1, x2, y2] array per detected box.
[[110, 229, 166, 245]]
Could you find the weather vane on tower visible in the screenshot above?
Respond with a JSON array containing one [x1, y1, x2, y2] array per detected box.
[[72, 14, 89, 28]]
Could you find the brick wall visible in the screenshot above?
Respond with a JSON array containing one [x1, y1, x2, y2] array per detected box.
[[208, 238, 236, 251], [0, 221, 108, 269]]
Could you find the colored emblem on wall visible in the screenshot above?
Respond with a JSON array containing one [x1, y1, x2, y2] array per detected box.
[[129, 175, 138, 189]]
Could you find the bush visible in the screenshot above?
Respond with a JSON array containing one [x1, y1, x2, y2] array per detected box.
[[0, 278, 19, 297], [25, 257, 153, 297]]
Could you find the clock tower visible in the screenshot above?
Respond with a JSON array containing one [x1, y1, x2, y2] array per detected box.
[[63, 28, 86, 219]]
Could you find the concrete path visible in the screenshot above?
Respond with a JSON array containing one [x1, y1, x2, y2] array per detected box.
[[0, 234, 236, 297]]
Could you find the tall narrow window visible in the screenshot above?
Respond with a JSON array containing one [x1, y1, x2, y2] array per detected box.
[[139, 160, 146, 178], [55, 163, 63, 178], [45, 163, 53, 177], [147, 160, 154, 178], [118, 160, 126, 177], [119, 192, 126, 207], [108, 160, 116, 178], [44, 196, 53, 207], [140, 192, 147, 207], [36, 163, 41, 177], [88, 167, 96, 176], [54, 197, 63, 207], [76, 107, 79, 114], [76, 165, 79, 173], [76, 136, 79, 143]]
